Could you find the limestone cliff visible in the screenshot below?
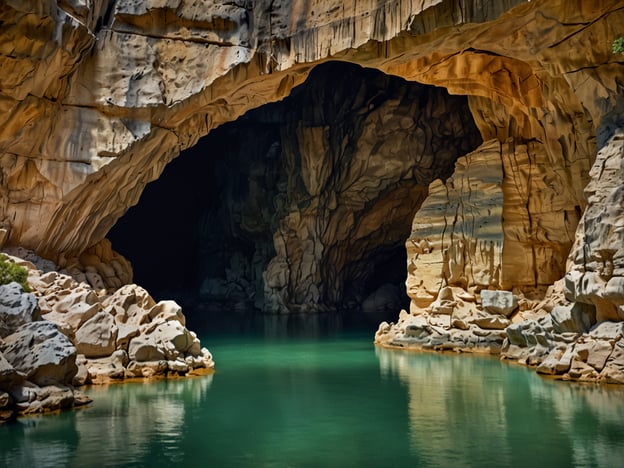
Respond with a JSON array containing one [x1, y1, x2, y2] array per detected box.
[[0, 0, 623, 385]]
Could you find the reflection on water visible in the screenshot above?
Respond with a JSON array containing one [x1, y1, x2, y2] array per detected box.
[[376, 347, 624, 468], [2, 337, 624, 467], [189, 307, 375, 340], [1, 376, 212, 468]]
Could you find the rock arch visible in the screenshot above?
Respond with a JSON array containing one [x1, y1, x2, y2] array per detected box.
[[1, 0, 623, 319], [108, 61, 482, 317]]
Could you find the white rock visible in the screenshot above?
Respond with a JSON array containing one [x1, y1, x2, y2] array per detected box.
[[74, 311, 118, 358], [480, 290, 518, 317]]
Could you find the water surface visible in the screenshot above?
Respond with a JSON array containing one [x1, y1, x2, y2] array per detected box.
[[1, 334, 623, 467]]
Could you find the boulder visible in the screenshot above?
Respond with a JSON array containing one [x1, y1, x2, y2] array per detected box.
[[116, 323, 140, 351], [480, 290, 518, 317], [601, 341, 624, 384], [128, 336, 166, 362], [550, 302, 596, 334], [536, 347, 567, 375], [1, 321, 77, 386], [73, 354, 89, 386], [74, 311, 118, 358], [589, 321, 624, 341], [102, 285, 156, 325], [148, 300, 186, 326], [582, 340, 614, 372], [0, 282, 39, 337], [505, 323, 528, 347], [472, 313, 511, 330], [44, 302, 101, 331], [404, 315, 432, 339], [0, 351, 21, 387], [126, 360, 168, 378]]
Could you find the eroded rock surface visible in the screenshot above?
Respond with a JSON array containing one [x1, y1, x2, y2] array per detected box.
[[0, 250, 214, 420], [0, 0, 623, 388]]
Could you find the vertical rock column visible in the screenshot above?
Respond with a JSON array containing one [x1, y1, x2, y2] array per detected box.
[[405, 139, 504, 310], [261, 64, 482, 313], [566, 131, 624, 322]]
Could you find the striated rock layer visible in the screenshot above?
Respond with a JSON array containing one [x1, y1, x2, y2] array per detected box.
[[109, 62, 480, 315], [0, 0, 623, 385]]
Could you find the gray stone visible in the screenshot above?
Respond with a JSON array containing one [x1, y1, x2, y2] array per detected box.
[[111, 349, 129, 368], [153, 321, 194, 355], [480, 290, 518, 317], [551, 302, 596, 334], [0, 282, 40, 337], [536, 349, 562, 375], [73, 354, 89, 386], [505, 323, 527, 346], [585, 340, 614, 372], [2, 321, 77, 385], [0, 351, 21, 387], [126, 360, 168, 378], [38, 384, 74, 411], [167, 359, 189, 373], [568, 359, 600, 381], [8, 380, 41, 403], [44, 302, 101, 332], [405, 316, 433, 339], [589, 321, 624, 340], [600, 341, 624, 384], [128, 336, 166, 362]]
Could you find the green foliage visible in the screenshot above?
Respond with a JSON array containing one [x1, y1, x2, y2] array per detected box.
[[613, 37, 624, 55], [0, 254, 30, 292]]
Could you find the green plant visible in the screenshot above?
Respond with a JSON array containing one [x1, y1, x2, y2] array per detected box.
[[0, 254, 30, 292], [613, 37, 624, 55]]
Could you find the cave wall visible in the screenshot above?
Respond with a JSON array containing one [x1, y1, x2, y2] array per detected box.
[[0, 0, 623, 320], [110, 62, 481, 315], [261, 63, 481, 313]]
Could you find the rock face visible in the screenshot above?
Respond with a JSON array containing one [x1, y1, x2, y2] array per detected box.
[[110, 62, 480, 314], [0, 0, 623, 385]]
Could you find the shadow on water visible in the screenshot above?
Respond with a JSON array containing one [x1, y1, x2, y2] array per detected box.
[[187, 304, 383, 341]]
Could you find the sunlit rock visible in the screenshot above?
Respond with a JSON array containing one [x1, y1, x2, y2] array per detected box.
[[0, 0, 623, 387], [75, 311, 119, 358]]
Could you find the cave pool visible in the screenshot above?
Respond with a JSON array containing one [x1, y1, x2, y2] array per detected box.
[[2, 331, 624, 467]]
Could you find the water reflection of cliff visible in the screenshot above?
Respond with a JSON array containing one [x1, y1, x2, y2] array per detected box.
[[375, 347, 624, 467], [0, 376, 212, 467]]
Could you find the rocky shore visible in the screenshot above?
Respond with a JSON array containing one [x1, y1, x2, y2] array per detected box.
[[375, 282, 624, 384], [0, 248, 213, 422]]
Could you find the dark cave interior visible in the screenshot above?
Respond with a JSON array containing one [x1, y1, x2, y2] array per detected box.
[[108, 61, 482, 333]]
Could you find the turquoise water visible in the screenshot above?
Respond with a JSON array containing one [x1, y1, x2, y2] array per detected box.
[[2, 334, 624, 467]]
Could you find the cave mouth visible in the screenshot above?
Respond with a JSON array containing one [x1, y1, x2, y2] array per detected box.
[[108, 61, 482, 332]]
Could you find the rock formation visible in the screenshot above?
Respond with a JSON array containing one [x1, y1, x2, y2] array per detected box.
[[0, 250, 213, 420], [0, 0, 623, 386], [110, 62, 481, 315]]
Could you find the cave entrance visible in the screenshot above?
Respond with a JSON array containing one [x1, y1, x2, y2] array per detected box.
[[108, 61, 482, 331]]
